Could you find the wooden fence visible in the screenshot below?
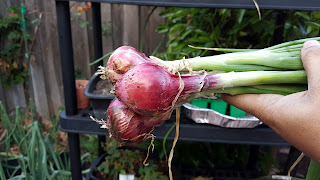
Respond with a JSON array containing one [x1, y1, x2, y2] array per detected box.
[[0, 0, 165, 119]]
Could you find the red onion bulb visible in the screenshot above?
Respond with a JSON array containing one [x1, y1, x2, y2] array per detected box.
[[115, 63, 218, 116], [107, 98, 168, 145], [106, 46, 151, 84]]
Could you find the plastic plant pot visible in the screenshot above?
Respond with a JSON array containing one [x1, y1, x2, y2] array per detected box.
[[208, 99, 228, 114], [190, 99, 209, 108], [190, 99, 228, 114], [84, 74, 115, 120], [76, 80, 90, 109], [230, 105, 246, 118]]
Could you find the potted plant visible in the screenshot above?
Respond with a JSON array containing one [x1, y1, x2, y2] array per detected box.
[[76, 79, 90, 109], [84, 74, 115, 119], [74, 66, 90, 109]]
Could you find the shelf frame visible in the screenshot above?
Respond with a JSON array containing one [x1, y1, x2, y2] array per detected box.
[[55, 1, 319, 179]]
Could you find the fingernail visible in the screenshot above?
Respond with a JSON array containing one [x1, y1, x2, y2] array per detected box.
[[303, 40, 320, 49]]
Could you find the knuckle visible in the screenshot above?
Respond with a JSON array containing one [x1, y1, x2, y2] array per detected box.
[[301, 46, 320, 62]]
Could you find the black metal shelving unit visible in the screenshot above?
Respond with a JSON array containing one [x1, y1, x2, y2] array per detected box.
[[56, 1, 320, 179]]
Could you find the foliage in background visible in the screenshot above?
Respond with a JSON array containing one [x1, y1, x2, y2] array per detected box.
[[0, 7, 30, 88], [73, 2, 112, 39], [96, 138, 168, 180], [156, 8, 320, 60], [0, 101, 90, 179], [284, 11, 320, 41], [80, 134, 99, 163]]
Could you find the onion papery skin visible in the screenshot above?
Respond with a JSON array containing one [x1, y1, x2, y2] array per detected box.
[[115, 63, 219, 116], [107, 46, 151, 84], [107, 98, 167, 145]]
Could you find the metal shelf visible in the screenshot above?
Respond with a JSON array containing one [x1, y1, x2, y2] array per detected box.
[[56, 0, 320, 11], [55, 1, 315, 179], [60, 110, 289, 146]]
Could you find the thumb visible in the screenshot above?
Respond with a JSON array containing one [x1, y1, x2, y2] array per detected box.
[[301, 40, 320, 95]]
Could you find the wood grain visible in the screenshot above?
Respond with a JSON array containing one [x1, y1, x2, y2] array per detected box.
[[0, 1, 167, 117]]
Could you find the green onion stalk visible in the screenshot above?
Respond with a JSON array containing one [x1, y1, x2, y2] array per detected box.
[[153, 37, 320, 72]]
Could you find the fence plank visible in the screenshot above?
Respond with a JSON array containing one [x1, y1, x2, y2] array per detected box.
[[122, 5, 139, 48], [85, 7, 96, 73], [35, 0, 64, 116], [0, 1, 10, 110], [26, 0, 51, 119], [0, 1, 27, 113], [1, 2, 167, 118], [28, 55, 51, 119], [0, 79, 7, 110], [111, 4, 124, 49], [4, 83, 27, 113], [140, 6, 166, 56], [101, 3, 113, 65], [70, 2, 92, 80], [0, 0, 10, 17]]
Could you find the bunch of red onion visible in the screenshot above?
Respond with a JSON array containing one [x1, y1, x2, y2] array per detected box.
[[98, 38, 319, 145]]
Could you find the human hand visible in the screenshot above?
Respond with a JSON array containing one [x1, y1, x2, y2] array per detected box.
[[222, 40, 320, 163]]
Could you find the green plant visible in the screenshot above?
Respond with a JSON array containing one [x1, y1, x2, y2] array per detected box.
[[156, 8, 274, 60], [156, 8, 320, 60], [284, 11, 320, 41], [102, 20, 112, 38], [0, 101, 90, 179], [96, 138, 168, 179], [74, 66, 85, 80], [80, 134, 99, 162], [0, 7, 31, 88], [138, 160, 168, 180]]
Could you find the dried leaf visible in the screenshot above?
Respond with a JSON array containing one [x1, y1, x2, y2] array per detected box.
[[10, 144, 20, 156], [23, 61, 28, 70], [41, 118, 53, 130], [77, 6, 83, 14], [57, 131, 68, 146], [13, 61, 18, 69], [83, 4, 88, 11], [191, 177, 213, 180], [24, 117, 33, 126]]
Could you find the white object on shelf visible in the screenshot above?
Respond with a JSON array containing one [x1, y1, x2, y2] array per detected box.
[[119, 174, 135, 180]]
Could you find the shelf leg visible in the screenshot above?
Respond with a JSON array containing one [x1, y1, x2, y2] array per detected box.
[[68, 133, 82, 179], [98, 135, 106, 156]]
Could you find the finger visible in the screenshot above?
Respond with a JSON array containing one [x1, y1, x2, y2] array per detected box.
[[301, 40, 320, 94], [221, 93, 283, 119]]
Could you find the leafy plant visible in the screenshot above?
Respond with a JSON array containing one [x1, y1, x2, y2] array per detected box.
[[284, 11, 320, 41], [138, 160, 168, 180], [156, 8, 320, 60], [0, 7, 30, 88], [79, 134, 99, 162], [96, 138, 168, 180], [102, 20, 112, 38]]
